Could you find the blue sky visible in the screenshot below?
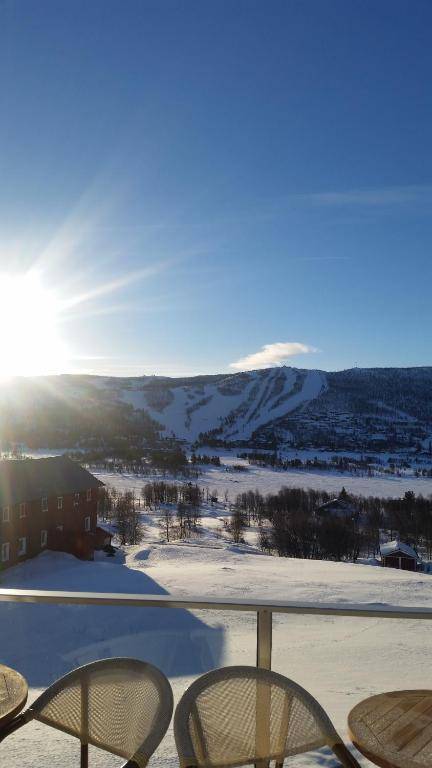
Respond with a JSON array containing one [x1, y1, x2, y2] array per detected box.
[[1, 0, 431, 376]]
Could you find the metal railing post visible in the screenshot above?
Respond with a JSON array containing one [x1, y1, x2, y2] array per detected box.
[[256, 610, 272, 768], [256, 609, 272, 669]]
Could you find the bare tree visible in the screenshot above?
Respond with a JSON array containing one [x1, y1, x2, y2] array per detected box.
[[230, 507, 246, 544], [115, 491, 144, 545], [177, 501, 187, 538], [128, 505, 145, 545], [258, 525, 272, 553], [159, 507, 174, 542]]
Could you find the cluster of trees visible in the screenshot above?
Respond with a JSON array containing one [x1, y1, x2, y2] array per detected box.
[[229, 486, 432, 562], [99, 481, 205, 545], [384, 491, 432, 554], [264, 504, 363, 562], [159, 502, 202, 542], [233, 490, 265, 525], [79, 446, 197, 478], [141, 480, 202, 508], [190, 453, 221, 466], [195, 429, 226, 447], [99, 487, 144, 546], [414, 467, 432, 477], [238, 451, 414, 478], [139, 480, 203, 542], [228, 507, 248, 544], [147, 448, 189, 472]]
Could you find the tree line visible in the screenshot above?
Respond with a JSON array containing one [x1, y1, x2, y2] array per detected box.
[[239, 451, 415, 479], [141, 480, 202, 507], [190, 453, 221, 466], [230, 486, 432, 561], [99, 481, 204, 545], [99, 488, 145, 546]]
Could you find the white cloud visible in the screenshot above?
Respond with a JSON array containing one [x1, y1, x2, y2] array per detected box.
[[230, 342, 317, 371]]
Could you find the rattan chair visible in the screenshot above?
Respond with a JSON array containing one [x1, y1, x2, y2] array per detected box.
[[0, 657, 173, 768], [174, 666, 360, 768]]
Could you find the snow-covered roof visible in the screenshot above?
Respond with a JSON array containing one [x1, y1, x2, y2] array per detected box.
[[0, 455, 103, 506], [380, 540, 419, 560], [319, 497, 356, 509], [96, 522, 114, 535], [317, 498, 359, 515]]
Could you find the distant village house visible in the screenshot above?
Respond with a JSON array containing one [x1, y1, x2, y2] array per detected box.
[[380, 540, 420, 572], [0, 456, 104, 569], [315, 496, 361, 523]]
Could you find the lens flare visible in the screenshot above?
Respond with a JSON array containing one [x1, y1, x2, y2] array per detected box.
[[0, 272, 68, 378]]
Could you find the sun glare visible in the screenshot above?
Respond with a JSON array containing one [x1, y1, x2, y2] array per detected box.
[[0, 272, 68, 378]]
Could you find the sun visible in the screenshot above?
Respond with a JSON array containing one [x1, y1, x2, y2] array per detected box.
[[0, 272, 68, 378]]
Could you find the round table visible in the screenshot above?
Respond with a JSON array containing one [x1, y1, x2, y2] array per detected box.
[[0, 664, 28, 730], [348, 690, 432, 768]]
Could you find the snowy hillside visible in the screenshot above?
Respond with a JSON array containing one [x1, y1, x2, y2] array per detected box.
[[1, 366, 432, 450], [118, 367, 327, 442]]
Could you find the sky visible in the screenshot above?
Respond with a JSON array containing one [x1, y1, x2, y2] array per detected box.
[[1, 0, 431, 377]]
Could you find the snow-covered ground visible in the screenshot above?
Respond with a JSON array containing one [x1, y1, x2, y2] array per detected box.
[[2, 497, 432, 768], [23, 448, 432, 498], [94, 453, 432, 502]]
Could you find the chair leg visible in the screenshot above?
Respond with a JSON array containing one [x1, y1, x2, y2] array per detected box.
[[0, 713, 28, 743], [80, 742, 88, 768], [80, 672, 89, 768], [332, 742, 361, 768]]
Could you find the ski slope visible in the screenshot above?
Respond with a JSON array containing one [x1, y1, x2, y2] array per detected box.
[[2, 366, 431, 451], [117, 367, 327, 441]]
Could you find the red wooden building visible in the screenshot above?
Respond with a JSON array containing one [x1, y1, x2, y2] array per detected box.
[[380, 540, 420, 571], [0, 456, 104, 569]]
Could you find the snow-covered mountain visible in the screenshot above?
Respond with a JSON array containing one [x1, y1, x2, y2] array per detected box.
[[117, 367, 327, 443], [1, 366, 431, 451]]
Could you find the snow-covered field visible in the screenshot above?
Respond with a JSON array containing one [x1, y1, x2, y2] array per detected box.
[[94, 453, 432, 501], [2, 496, 432, 768], [24, 448, 432, 498]]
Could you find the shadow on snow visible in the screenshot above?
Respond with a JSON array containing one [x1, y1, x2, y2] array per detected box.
[[0, 551, 224, 687]]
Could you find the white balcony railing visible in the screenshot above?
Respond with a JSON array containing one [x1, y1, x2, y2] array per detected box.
[[1, 588, 432, 670]]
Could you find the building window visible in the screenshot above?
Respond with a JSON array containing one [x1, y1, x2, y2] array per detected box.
[[57, 496, 63, 510], [74, 492, 80, 507], [19, 502, 26, 518], [86, 489, 92, 502], [1, 542, 10, 562], [18, 537, 27, 556], [2, 506, 10, 523], [84, 516, 91, 532], [40, 530, 48, 548], [41, 497, 48, 512]]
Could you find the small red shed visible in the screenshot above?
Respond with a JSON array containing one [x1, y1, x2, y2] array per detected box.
[[380, 540, 420, 571]]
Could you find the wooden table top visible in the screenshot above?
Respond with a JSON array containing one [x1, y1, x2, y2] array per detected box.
[[0, 664, 28, 728], [348, 690, 432, 768]]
